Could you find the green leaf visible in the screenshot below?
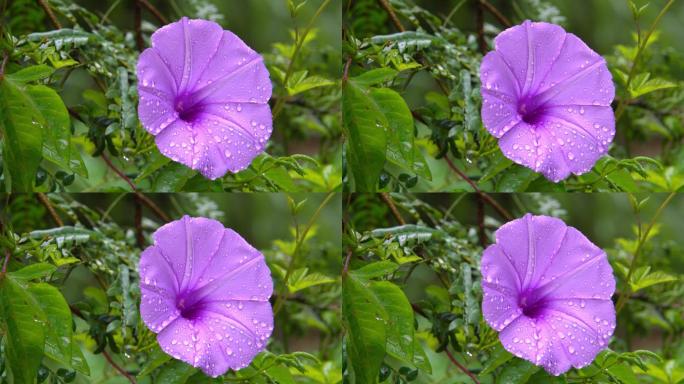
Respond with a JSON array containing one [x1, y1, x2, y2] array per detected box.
[[6, 65, 55, 82], [8, 263, 56, 281], [342, 81, 388, 191], [480, 344, 514, 376], [496, 165, 539, 192], [265, 364, 296, 384], [369, 281, 415, 365], [608, 363, 638, 384], [629, 266, 678, 292], [629, 73, 678, 98], [287, 268, 336, 292], [351, 68, 398, 87], [152, 162, 197, 191], [28, 283, 73, 367], [155, 360, 198, 384], [351, 261, 400, 280], [369, 87, 430, 179], [480, 152, 513, 184], [138, 345, 173, 377], [342, 274, 387, 383], [496, 359, 540, 384], [460, 263, 479, 327], [29, 85, 73, 176], [69, 343, 90, 375], [287, 72, 335, 95], [0, 77, 46, 191], [0, 276, 47, 384]]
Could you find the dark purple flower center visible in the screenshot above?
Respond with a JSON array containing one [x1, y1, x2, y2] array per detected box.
[[517, 98, 546, 125], [175, 96, 204, 124], [518, 289, 548, 319], [176, 295, 203, 320]]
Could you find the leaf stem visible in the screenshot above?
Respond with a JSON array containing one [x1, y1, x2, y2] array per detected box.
[[445, 346, 481, 383], [377, 0, 405, 32], [273, 192, 336, 314], [137, 0, 168, 25], [614, 0, 675, 121], [2, 249, 9, 274], [272, 0, 332, 119], [615, 191, 676, 313], [379, 193, 406, 225], [479, 0, 511, 28], [0, 51, 8, 81], [102, 349, 137, 383]]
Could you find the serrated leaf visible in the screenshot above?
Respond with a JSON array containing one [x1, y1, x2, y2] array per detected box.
[[629, 73, 678, 98], [287, 74, 335, 95], [0, 276, 47, 384], [287, 268, 336, 292], [629, 267, 678, 292]]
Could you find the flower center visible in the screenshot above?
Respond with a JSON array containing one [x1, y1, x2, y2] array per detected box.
[[175, 97, 204, 123], [177, 296, 203, 320], [518, 100, 545, 125], [518, 291, 547, 319]]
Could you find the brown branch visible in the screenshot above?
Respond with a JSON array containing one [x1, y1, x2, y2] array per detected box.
[[479, 0, 511, 28], [342, 249, 352, 276], [134, 195, 145, 248], [37, 193, 64, 226], [2, 250, 9, 273], [133, 1, 144, 52], [0, 51, 8, 80], [101, 152, 137, 191], [137, 0, 169, 25], [445, 348, 481, 384], [476, 195, 487, 247], [379, 193, 406, 225], [342, 57, 352, 84], [377, 0, 405, 32], [476, 1, 487, 54], [102, 349, 137, 384], [37, 0, 62, 29], [100, 153, 171, 223], [444, 156, 513, 221]]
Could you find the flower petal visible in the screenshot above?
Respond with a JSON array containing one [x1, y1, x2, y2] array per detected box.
[[154, 119, 196, 168], [192, 301, 274, 376], [481, 243, 522, 293], [482, 286, 523, 332], [534, 251, 615, 302], [481, 89, 521, 138], [157, 317, 200, 366]]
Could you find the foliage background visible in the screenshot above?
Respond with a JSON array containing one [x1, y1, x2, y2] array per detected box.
[[0, 192, 342, 383], [342, 0, 684, 192], [343, 192, 684, 383], [0, 0, 341, 192]]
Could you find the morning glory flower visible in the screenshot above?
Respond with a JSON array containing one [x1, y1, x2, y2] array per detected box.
[[480, 20, 615, 182], [139, 216, 274, 377], [137, 17, 272, 180], [481, 214, 616, 375]]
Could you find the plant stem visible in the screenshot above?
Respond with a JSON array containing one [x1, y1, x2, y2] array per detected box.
[[273, 192, 336, 314], [37, 0, 62, 29], [272, 0, 332, 119], [379, 193, 406, 225], [479, 0, 511, 27], [378, 0, 405, 32], [615, 191, 676, 313], [445, 345, 481, 383], [36, 193, 64, 226], [2, 250, 9, 274], [137, 0, 168, 25], [102, 349, 137, 383], [614, 0, 675, 121]]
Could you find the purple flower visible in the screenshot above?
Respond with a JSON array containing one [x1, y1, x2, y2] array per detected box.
[[137, 17, 272, 180], [481, 214, 616, 375], [139, 216, 273, 377], [480, 20, 615, 182]]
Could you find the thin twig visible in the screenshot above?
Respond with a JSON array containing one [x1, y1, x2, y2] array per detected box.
[[37, 0, 62, 29], [444, 156, 513, 221], [476, 195, 487, 247], [0, 51, 8, 80], [377, 0, 405, 32], [100, 153, 171, 222], [379, 193, 406, 225], [479, 0, 511, 27], [37, 193, 64, 226], [101, 153, 137, 191], [137, 0, 168, 25], [134, 195, 145, 248], [102, 349, 137, 384], [444, 348, 481, 384], [342, 57, 352, 84], [342, 249, 352, 276], [2, 250, 9, 274], [476, 1, 487, 54], [133, 1, 145, 52]]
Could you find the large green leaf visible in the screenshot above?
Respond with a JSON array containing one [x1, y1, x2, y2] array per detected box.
[[369, 87, 431, 180], [0, 77, 45, 191], [28, 282, 73, 368], [369, 281, 416, 366], [0, 276, 47, 384], [342, 81, 388, 191], [29, 84, 74, 176], [496, 359, 540, 384], [155, 360, 198, 384], [342, 274, 387, 383]]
